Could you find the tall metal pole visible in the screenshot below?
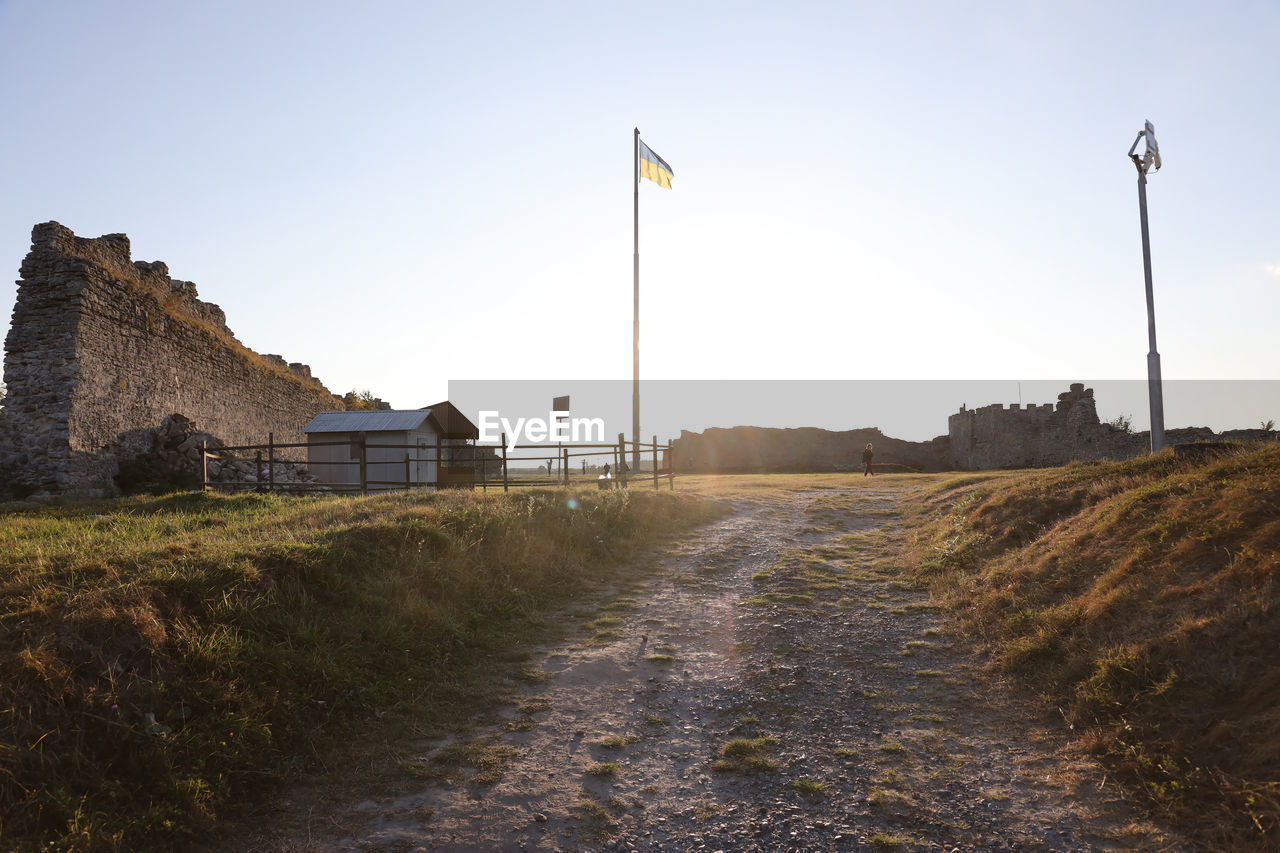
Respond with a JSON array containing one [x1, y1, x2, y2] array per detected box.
[[633, 127, 641, 473], [1131, 145, 1165, 453]]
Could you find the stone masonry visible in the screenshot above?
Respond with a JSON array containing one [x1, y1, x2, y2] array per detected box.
[[946, 383, 1137, 469], [947, 383, 1276, 470], [671, 426, 949, 473], [670, 383, 1276, 474], [0, 222, 344, 497]]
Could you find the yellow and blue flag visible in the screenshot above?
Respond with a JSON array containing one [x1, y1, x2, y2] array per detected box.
[[639, 139, 673, 188]]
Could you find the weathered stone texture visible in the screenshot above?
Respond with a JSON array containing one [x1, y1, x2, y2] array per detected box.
[[671, 425, 950, 473], [670, 383, 1277, 475], [0, 222, 343, 496], [946, 383, 1142, 469]]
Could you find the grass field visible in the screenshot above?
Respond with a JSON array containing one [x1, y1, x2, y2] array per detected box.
[[908, 444, 1280, 847], [4, 448, 1277, 850], [0, 487, 724, 852]]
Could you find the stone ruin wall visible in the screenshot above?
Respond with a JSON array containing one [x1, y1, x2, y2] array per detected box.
[[0, 222, 344, 496], [670, 383, 1278, 475], [671, 425, 951, 473], [947, 383, 1277, 471], [946, 383, 1143, 470]]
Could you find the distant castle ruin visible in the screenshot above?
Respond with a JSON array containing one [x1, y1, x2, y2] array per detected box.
[[0, 222, 344, 497], [947, 382, 1137, 468], [672, 383, 1274, 474]]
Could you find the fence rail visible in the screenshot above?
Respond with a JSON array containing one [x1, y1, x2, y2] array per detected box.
[[199, 431, 675, 495]]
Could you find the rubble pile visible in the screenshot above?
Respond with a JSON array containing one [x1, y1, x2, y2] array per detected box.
[[115, 414, 325, 493]]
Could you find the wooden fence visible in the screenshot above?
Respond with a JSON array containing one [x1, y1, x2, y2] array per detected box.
[[200, 432, 675, 495]]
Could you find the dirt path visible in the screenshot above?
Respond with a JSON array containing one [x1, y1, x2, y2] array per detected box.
[[241, 482, 1183, 852]]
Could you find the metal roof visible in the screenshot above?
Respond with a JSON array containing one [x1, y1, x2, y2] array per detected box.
[[303, 410, 435, 433]]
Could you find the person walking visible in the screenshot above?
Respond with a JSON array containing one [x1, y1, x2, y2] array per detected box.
[[862, 443, 874, 477]]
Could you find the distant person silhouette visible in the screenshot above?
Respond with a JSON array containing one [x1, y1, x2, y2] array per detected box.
[[862, 443, 874, 477], [603, 462, 611, 478]]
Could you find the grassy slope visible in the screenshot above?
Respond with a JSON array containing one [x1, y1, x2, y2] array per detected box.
[[0, 488, 723, 852], [909, 444, 1280, 848]]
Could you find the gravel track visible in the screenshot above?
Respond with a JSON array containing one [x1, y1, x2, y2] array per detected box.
[[229, 482, 1184, 852]]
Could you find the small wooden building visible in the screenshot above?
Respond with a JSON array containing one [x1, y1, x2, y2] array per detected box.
[[302, 404, 479, 491]]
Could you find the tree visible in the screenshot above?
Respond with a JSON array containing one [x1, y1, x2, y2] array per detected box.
[[342, 389, 382, 411], [1106, 413, 1133, 434]]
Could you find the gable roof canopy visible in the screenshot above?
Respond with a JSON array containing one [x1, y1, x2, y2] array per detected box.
[[419, 400, 479, 440]]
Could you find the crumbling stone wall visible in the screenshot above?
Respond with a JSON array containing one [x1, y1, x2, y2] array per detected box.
[[0, 222, 343, 496], [648, 383, 1276, 476], [946, 383, 1142, 469], [670, 425, 950, 473]]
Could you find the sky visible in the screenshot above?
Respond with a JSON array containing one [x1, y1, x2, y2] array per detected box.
[[2, 0, 1278, 436]]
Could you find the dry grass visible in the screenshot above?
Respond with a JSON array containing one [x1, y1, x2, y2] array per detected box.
[[0, 487, 723, 851], [907, 443, 1280, 847]]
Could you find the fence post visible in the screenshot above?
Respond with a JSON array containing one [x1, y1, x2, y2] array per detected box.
[[268, 432, 275, 494], [563, 447, 569, 486], [359, 437, 368, 496], [200, 440, 208, 492], [435, 435, 443, 489], [668, 440, 675, 490], [255, 451, 263, 493], [479, 444, 487, 492], [501, 433, 509, 493], [617, 433, 627, 487], [405, 452, 411, 491], [652, 434, 658, 490]]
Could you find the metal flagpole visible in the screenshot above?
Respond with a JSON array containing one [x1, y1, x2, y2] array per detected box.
[[1127, 124, 1165, 453], [633, 127, 641, 475]]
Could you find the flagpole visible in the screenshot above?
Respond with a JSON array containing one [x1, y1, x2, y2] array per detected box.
[[633, 127, 641, 475]]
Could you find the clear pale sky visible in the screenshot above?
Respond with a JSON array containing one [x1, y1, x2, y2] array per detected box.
[[2, 1, 1277, 426]]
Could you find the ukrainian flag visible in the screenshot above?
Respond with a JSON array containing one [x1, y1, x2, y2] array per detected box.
[[639, 139, 674, 188]]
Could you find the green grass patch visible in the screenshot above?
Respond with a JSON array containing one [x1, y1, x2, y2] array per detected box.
[[715, 734, 781, 774], [722, 735, 779, 756], [0, 487, 723, 851], [791, 777, 826, 795]]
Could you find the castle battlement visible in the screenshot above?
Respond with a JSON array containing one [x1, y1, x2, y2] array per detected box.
[[947, 383, 1125, 469]]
